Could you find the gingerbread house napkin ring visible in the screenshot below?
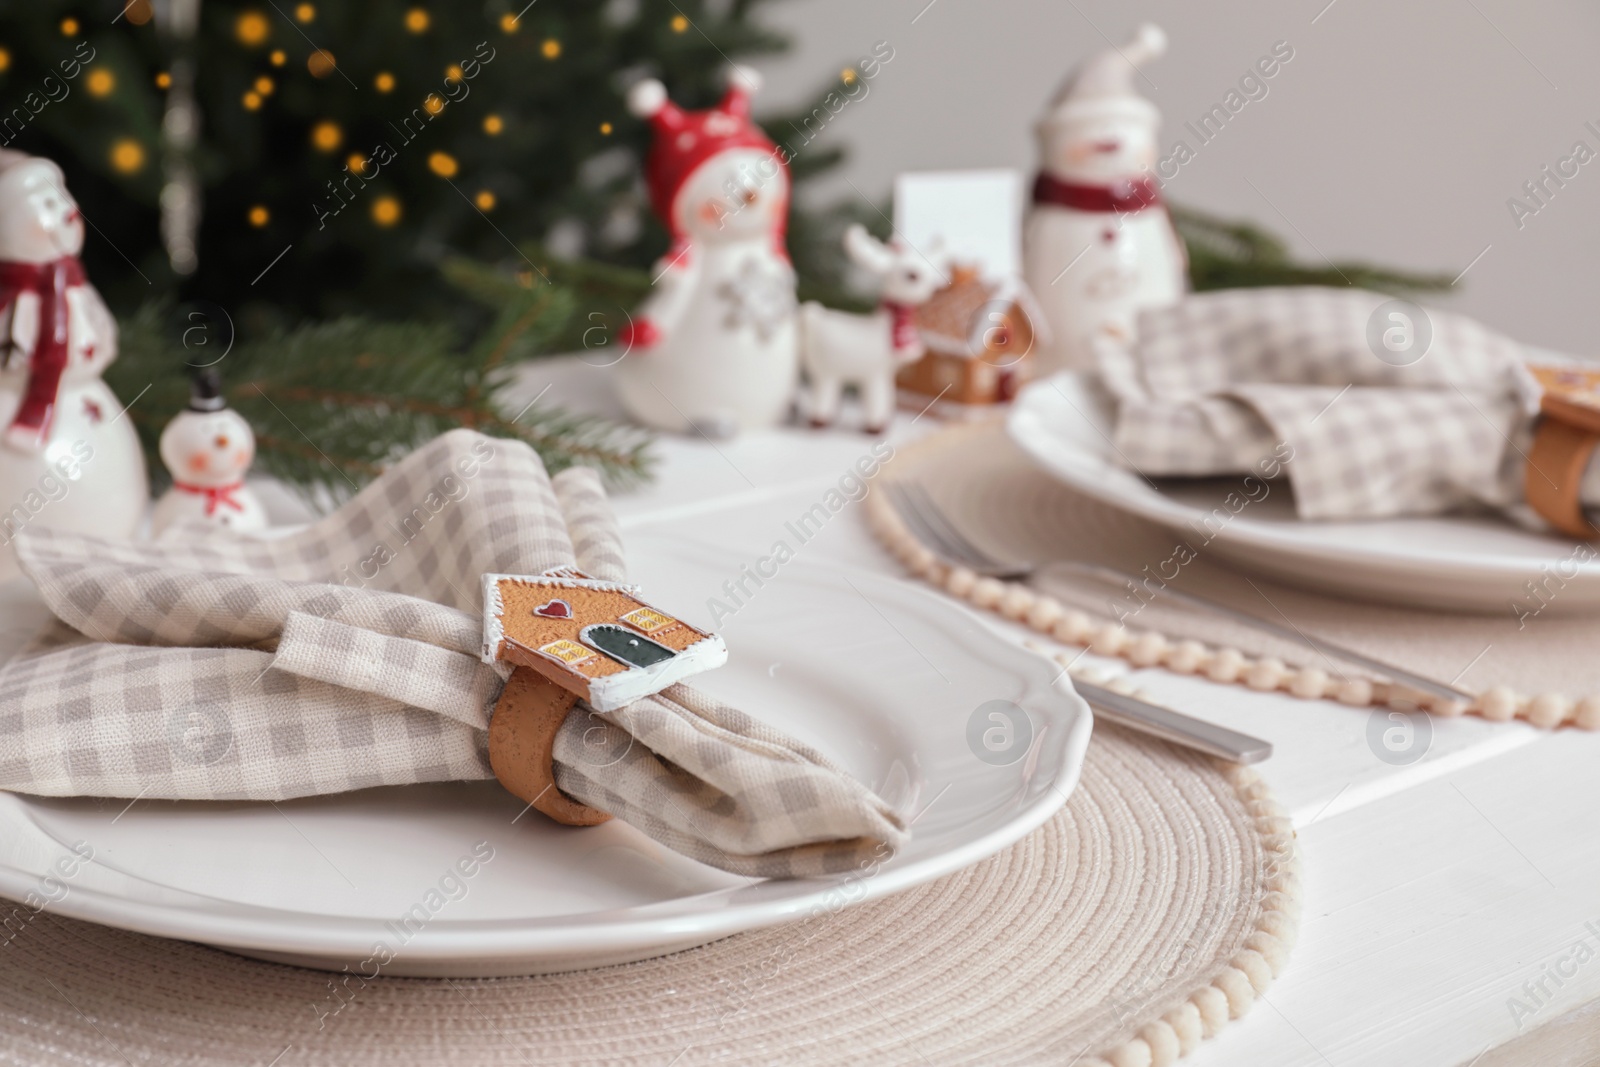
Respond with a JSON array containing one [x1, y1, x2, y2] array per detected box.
[[480, 567, 727, 825], [1526, 365, 1600, 539]]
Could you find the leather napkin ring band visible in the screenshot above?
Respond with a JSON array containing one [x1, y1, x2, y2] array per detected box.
[[488, 667, 612, 827]]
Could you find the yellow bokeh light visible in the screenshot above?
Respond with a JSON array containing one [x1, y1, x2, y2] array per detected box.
[[86, 70, 114, 97], [248, 205, 269, 227], [372, 196, 401, 226], [242, 90, 262, 110], [404, 8, 430, 33], [270, 49, 286, 66], [599, 122, 612, 135], [254, 75, 274, 95], [0, 49, 11, 73], [295, 3, 315, 22], [445, 64, 463, 81], [841, 68, 856, 84], [235, 11, 269, 46], [499, 14, 519, 33], [124, 0, 154, 25], [541, 39, 561, 59], [154, 71, 170, 88], [428, 152, 458, 178], [422, 94, 444, 115], [374, 71, 395, 92], [482, 114, 503, 135], [307, 49, 336, 77], [670, 15, 688, 32], [475, 190, 495, 211], [310, 121, 341, 151], [60, 18, 80, 36], [346, 153, 366, 173], [109, 139, 145, 174]]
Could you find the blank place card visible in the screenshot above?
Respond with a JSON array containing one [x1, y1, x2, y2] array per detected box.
[[893, 169, 1022, 278]]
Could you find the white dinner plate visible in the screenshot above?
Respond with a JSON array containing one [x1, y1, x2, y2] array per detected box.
[[1008, 371, 1600, 613], [0, 534, 1091, 976]]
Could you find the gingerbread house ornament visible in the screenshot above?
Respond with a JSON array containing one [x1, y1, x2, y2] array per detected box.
[[481, 567, 727, 711], [896, 265, 1047, 408]]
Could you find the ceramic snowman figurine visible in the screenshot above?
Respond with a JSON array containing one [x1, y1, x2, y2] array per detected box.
[[150, 369, 267, 536], [1023, 24, 1186, 374], [0, 151, 147, 579], [616, 67, 798, 437]]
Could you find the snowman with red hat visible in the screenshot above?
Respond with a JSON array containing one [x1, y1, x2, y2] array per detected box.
[[616, 66, 798, 437], [0, 151, 147, 578], [1023, 24, 1186, 374]]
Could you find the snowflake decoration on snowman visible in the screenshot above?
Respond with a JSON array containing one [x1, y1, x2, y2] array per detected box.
[[150, 368, 267, 535], [1022, 24, 1187, 374], [613, 67, 798, 439], [0, 151, 147, 578]]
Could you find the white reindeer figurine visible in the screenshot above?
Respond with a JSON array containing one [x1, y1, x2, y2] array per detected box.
[[799, 225, 946, 433]]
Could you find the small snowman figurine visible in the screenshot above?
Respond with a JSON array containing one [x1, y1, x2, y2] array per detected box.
[[0, 151, 147, 578], [616, 66, 798, 437], [150, 369, 267, 536], [1023, 24, 1186, 374]]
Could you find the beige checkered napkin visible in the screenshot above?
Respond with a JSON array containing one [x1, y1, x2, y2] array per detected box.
[[0, 429, 907, 879], [1096, 287, 1547, 521]]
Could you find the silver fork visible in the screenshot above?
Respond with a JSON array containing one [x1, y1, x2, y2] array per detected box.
[[885, 480, 1471, 706], [880, 482, 1275, 764]]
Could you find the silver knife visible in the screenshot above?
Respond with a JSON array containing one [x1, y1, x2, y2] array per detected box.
[[1074, 678, 1273, 764]]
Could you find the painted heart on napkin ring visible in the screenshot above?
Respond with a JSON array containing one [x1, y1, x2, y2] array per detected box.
[[533, 599, 572, 619]]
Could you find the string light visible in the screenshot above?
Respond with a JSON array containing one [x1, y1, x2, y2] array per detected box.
[[154, 71, 170, 88], [248, 205, 269, 227], [346, 153, 366, 173], [445, 64, 463, 81], [372, 196, 401, 226], [541, 39, 561, 59], [60, 18, 80, 36], [86, 70, 114, 97], [841, 68, 857, 84], [295, 3, 315, 21], [482, 114, 503, 135], [475, 190, 495, 211], [0, 49, 10, 73], [404, 8, 430, 33], [374, 71, 395, 92], [234, 11, 269, 46], [499, 14, 519, 33], [310, 121, 341, 151], [427, 151, 457, 178], [254, 76, 274, 95], [270, 49, 286, 66], [599, 122, 612, 135], [123, 0, 154, 25], [670, 15, 688, 32], [422, 94, 444, 115], [307, 49, 336, 77], [109, 139, 145, 174], [242, 90, 262, 110]]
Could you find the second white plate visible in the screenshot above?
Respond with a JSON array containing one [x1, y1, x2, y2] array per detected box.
[[1008, 371, 1600, 613]]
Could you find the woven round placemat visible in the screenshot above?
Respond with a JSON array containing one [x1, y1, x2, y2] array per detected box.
[[0, 724, 1297, 1067], [867, 419, 1600, 729]]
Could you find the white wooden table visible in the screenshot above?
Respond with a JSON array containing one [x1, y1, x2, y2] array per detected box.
[[482, 357, 1593, 1067]]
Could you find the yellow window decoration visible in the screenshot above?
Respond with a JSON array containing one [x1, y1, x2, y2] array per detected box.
[[621, 607, 674, 633], [539, 640, 594, 666]]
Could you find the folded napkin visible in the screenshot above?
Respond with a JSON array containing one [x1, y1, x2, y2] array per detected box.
[[1095, 286, 1586, 522], [0, 430, 907, 878]]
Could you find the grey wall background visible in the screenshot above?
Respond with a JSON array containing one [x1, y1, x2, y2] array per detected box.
[[753, 0, 1600, 354]]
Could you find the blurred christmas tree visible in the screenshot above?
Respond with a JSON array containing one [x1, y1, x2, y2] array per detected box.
[[0, 0, 835, 322]]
